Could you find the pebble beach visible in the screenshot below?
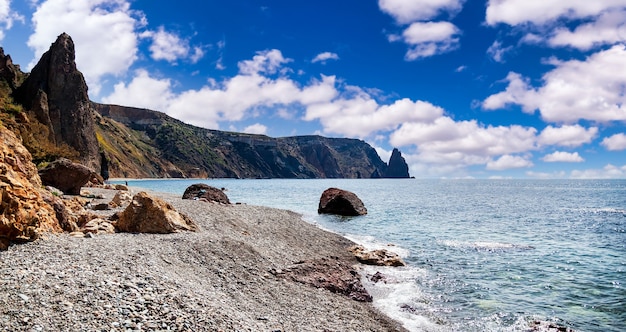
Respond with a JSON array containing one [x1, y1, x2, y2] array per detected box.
[[0, 188, 406, 331]]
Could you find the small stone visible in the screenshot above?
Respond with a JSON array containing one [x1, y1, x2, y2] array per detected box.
[[69, 231, 85, 238], [18, 293, 29, 302]]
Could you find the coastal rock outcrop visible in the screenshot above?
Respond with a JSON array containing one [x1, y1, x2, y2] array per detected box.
[[273, 257, 373, 302], [318, 188, 367, 216], [116, 191, 197, 233], [383, 148, 410, 178], [38, 158, 102, 195], [0, 127, 61, 250], [14, 33, 100, 170], [182, 183, 230, 204], [349, 245, 406, 267]]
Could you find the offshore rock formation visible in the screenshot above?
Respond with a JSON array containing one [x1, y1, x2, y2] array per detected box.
[[14, 33, 100, 170], [0, 126, 61, 250], [383, 148, 410, 178], [318, 188, 367, 216]]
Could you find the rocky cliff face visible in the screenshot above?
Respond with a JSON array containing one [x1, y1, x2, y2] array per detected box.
[[0, 48, 22, 92], [95, 103, 388, 178], [0, 126, 61, 250], [14, 33, 99, 171], [3, 33, 397, 180], [383, 148, 410, 178]]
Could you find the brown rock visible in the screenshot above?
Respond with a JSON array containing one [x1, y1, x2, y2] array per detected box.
[[116, 192, 197, 233], [273, 257, 372, 302], [182, 183, 230, 204], [91, 203, 110, 211], [318, 188, 367, 216], [81, 218, 115, 234], [0, 127, 61, 249], [114, 184, 128, 191], [111, 190, 132, 207], [349, 245, 406, 267], [41, 191, 78, 232], [38, 158, 101, 195]]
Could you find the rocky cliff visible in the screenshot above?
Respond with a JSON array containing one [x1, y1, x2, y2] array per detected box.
[[0, 126, 61, 250], [383, 148, 410, 178], [14, 33, 100, 171], [2, 33, 406, 179], [94, 103, 388, 178]]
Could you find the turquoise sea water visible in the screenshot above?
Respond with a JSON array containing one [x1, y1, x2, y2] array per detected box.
[[114, 179, 625, 332]]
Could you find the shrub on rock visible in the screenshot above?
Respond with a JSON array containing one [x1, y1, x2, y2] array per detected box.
[[318, 187, 367, 216]]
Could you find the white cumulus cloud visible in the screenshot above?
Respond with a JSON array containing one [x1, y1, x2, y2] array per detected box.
[[399, 21, 461, 60], [487, 40, 513, 63], [483, 45, 626, 123], [141, 26, 204, 63], [312, 52, 339, 64], [486, 0, 626, 26], [570, 164, 626, 179], [486, 154, 533, 171], [538, 125, 598, 147], [378, 0, 464, 24], [378, 0, 465, 60], [243, 123, 268, 135], [601, 133, 626, 150], [542, 151, 584, 162], [0, 0, 23, 41], [548, 9, 626, 50]]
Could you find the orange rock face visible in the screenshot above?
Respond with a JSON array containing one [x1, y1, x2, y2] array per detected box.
[[0, 127, 61, 250]]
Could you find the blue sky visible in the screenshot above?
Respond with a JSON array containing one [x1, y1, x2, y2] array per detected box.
[[1, 0, 625, 179]]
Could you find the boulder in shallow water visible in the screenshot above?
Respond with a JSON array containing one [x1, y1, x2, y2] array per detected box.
[[182, 183, 230, 204], [116, 191, 197, 233], [349, 245, 405, 267], [318, 187, 367, 216]]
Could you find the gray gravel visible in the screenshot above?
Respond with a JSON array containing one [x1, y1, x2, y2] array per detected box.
[[0, 189, 406, 331]]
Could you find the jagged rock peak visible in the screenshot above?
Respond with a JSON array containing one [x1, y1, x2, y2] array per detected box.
[[0, 47, 21, 91], [384, 148, 410, 178], [14, 32, 99, 170]]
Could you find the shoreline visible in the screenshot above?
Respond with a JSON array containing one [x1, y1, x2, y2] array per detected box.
[[0, 187, 407, 331]]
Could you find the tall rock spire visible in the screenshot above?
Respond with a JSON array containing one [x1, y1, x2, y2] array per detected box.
[[15, 33, 99, 170], [383, 148, 410, 178]]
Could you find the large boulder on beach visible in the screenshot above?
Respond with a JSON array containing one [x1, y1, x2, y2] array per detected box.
[[38, 158, 102, 195], [318, 187, 367, 216], [182, 183, 230, 204], [349, 245, 405, 267], [116, 191, 197, 233]]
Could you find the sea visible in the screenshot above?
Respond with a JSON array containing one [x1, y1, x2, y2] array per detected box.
[[112, 178, 625, 332]]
